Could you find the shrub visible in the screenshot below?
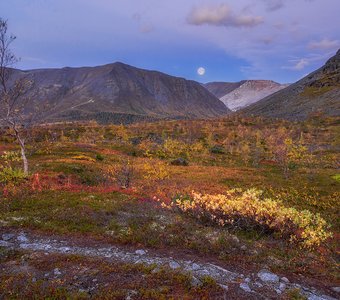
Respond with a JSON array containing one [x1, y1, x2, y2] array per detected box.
[[107, 159, 134, 189], [0, 167, 27, 185], [96, 153, 104, 161], [170, 158, 189, 166], [210, 145, 225, 154], [142, 161, 170, 181], [0, 151, 27, 185], [171, 189, 331, 249]]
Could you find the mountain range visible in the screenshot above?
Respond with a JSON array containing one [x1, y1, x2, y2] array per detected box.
[[11, 62, 230, 123], [242, 49, 340, 119], [205, 80, 288, 111], [8, 49, 340, 123]]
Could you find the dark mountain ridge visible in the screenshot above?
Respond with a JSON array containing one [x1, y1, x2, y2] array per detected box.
[[11, 62, 230, 123]]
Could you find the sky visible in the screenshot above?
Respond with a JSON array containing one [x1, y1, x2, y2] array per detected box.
[[1, 0, 339, 83]]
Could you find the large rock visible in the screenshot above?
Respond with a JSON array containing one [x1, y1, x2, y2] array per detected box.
[[257, 270, 280, 283]]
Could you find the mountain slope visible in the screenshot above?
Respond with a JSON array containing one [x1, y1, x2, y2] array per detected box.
[[242, 50, 340, 119], [220, 80, 288, 111], [204, 81, 245, 98], [205, 80, 288, 111], [12, 62, 230, 122]]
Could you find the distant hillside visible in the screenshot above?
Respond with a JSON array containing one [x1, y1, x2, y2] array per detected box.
[[10, 62, 230, 123], [204, 81, 244, 98], [242, 50, 340, 119], [204, 80, 288, 111]]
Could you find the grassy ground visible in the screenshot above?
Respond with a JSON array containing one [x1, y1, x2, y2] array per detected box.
[[0, 116, 339, 297]]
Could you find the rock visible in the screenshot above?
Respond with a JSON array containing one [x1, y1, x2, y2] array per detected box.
[[240, 283, 252, 292], [0, 240, 13, 247], [125, 290, 138, 300], [190, 276, 202, 287], [54, 268, 62, 276], [219, 284, 229, 292], [331, 287, 340, 293], [170, 158, 189, 166], [60, 247, 71, 253], [245, 277, 251, 283], [231, 235, 240, 243], [280, 277, 290, 283], [308, 295, 336, 300], [240, 245, 247, 251], [186, 263, 201, 271], [279, 283, 287, 291], [135, 249, 147, 256], [17, 234, 28, 243], [169, 261, 181, 269], [2, 233, 15, 241], [257, 270, 280, 283]]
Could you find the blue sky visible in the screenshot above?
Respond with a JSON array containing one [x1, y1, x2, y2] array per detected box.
[[1, 0, 339, 83]]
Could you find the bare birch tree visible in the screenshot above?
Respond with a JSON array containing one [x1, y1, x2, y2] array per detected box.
[[0, 18, 34, 175]]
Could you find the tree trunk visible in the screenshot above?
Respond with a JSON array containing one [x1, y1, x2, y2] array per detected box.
[[16, 134, 29, 175]]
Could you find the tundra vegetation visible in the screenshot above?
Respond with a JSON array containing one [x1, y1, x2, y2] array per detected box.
[[0, 114, 339, 298]]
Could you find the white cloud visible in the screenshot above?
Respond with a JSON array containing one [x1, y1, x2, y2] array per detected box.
[[187, 4, 263, 28], [308, 38, 340, 50], [282, 58, 310, 70]]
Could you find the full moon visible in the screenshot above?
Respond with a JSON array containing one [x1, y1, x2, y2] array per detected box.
[[197, 67, 206, 76]]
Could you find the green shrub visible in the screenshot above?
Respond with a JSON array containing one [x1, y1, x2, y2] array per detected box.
[[0, 167, 27, 185], [96, 153, 105, 161]]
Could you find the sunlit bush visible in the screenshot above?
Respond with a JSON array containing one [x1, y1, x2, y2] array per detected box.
[[0, 167, 27, 185], [170, 189, 331, 249], [0, 151, 27, 185]]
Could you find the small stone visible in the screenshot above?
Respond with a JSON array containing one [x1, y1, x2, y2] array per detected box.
[[307, 295, 333, 300], [231, 235, 240, 243], [169, 261, 181, 269], [60, 247, 71, 253], [331, 287, 340, 293], [0, 240, 13, 247], [279, 283, 287, 291], [2, 233, 15, 241], [17, 234, 28, 243], [240, 283, 252, 292], [280, 277, 290, 283], [255, 281, 263, 288], [245, 277, 251, 283], [187, 263, 200, 271], [240, 245, 247, 251], [32, 277, 37, 283], [257, 270, 280, 283], [275, 288, 282, 294], [135, 249, 147, 256], [125, 290, 138, 300], [219, 284, 229, 291], [44, 273, 50, 277], [54, 268, 62, 276], [92, 278, 98, 282], [190, 276, 202, 287]]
